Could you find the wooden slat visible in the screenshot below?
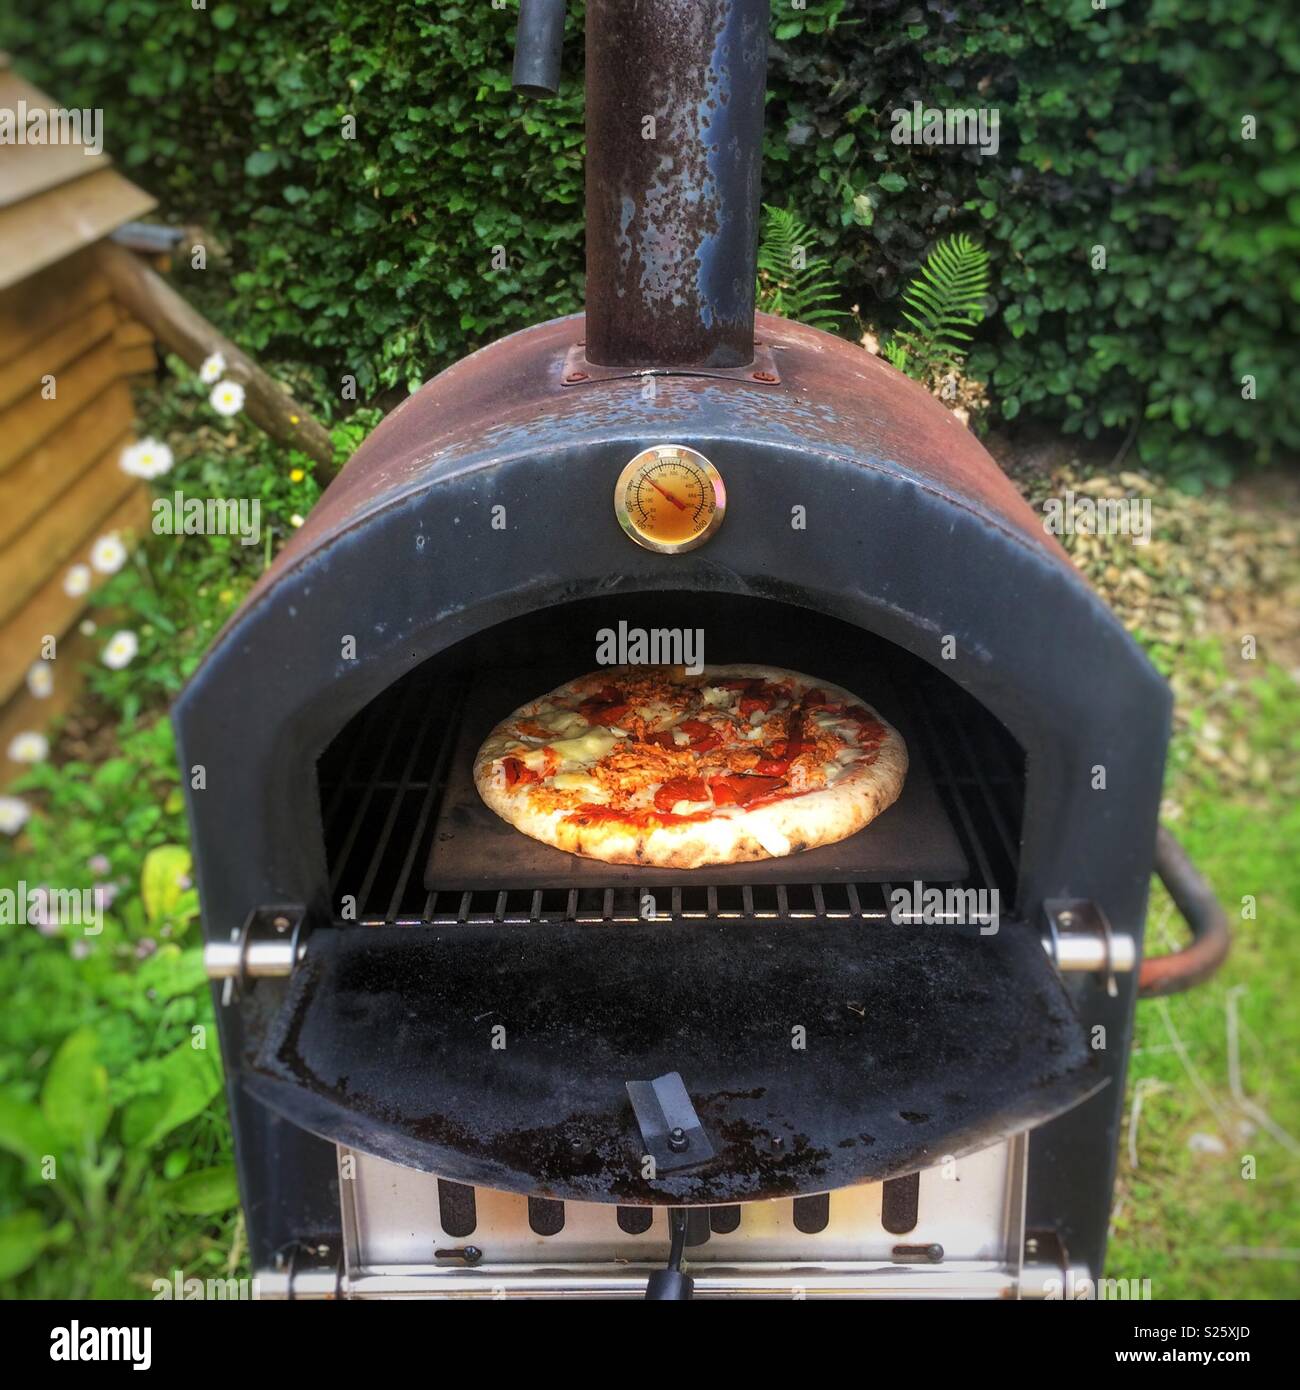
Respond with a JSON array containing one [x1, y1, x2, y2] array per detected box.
[[0, 486, 150, 708], [0, 335, 122, 472], [0, 297, 118, 410], [0, 378, 134, 549], [0, 167, 155, 292], [96, 242, 337, 474], [0, 250, 110, 365], [0, 440, 144, 626], [0, 71, 115, 211], [113, 317, 154, 349], [0, 624, 102, 791], [116, 343, 158, 376]]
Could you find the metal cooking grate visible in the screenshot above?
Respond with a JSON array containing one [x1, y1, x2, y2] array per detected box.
[[319, 661, 1023, 927]]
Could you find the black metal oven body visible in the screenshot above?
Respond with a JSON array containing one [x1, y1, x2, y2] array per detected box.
[[175, 308, 1170, 1280], [172, 0, 1179, 1292]]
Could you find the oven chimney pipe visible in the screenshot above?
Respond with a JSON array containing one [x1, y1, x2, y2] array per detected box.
[[582, 0, 770, 370]]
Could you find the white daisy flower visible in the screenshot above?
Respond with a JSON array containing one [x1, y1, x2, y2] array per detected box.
[[26, 661, 54, 699], [102, 629, 139, 670], [289, 514, 305, 528], [7, 731, 49, 764], [63, 563, 92, 597], [199, 351, 227, 384], [0, 795, 31, 835], [209, 379, 246, 417], [79, 618, 97, 637], [90, 533, 128, 574], [120, 437, 174, 480]]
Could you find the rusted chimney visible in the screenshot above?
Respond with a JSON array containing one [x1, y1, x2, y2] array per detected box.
[[514, 0, 769, 370], [583, 0, 770, 370]]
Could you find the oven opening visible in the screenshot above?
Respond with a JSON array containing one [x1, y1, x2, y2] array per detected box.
[[317, 593, 1026, 927], [250, 593, 1094, 1205]]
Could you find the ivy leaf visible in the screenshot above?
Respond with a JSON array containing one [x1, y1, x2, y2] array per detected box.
[[878, 173, 907, 194], [244, 150, 280, 178]]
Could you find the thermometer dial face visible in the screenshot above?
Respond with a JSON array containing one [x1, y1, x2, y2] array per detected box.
[[615, 445, 726, 554]]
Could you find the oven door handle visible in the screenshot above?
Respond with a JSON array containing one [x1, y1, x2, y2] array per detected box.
[[1139, 826, 1231, 998]]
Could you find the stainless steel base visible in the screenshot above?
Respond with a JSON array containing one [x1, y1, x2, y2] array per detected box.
[[268, 1132, 1079, 1299]]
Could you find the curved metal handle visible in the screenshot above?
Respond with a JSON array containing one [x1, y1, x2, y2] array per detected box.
[[1138, 826, 1231, 998]]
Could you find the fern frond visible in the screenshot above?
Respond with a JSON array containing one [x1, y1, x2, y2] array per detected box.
[[885, 233, 991, 381], [755, 205, 845, 329]]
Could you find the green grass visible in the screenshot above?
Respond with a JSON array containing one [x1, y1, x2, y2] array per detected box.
[[1108, 656, 1300, 1299]]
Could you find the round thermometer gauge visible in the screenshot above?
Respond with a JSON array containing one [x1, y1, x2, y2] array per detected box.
[[615, 445, 726, 554]]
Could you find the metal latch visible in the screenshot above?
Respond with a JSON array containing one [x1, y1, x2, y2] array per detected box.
[[625, 1072, 715, 1174], [205, 904, 309, 1001], [1042, 899, 1136, 997]]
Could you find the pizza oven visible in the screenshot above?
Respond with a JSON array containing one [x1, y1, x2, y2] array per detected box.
[[175, 0, 1227, 1298]]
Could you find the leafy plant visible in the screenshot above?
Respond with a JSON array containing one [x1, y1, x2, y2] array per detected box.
[[755, 205, 845, 328], [0, 839, 231, 1296], [6, 0, 1296, 480], [883, 234, 990, 384]]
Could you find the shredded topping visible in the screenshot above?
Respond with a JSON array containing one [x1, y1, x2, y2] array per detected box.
[[493, 666, 885, 825]]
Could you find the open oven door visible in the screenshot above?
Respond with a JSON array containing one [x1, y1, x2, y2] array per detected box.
[[244, 917, 1103, 1204]]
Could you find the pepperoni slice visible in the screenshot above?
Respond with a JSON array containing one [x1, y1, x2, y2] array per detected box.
[[654, 776, 710, 812], [501, 756, 538, 787], [707, 773, 786, 806], [845, 710, 886, 743], [739, 694, 775, 717], [675, 722, 728, 756], [578, 687, 628, 722], [754, 754, 792, 777], [580, 702, 629, 725]]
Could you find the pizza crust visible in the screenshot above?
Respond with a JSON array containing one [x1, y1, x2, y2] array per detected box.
[[473, 664, 908, 868]]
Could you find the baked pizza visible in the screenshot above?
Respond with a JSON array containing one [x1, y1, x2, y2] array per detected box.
[[473, 664, 907, 868]]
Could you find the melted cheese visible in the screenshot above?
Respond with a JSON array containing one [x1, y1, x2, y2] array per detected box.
[[635, 699, 677, 730], [537, 709, 589, 737], [551, 771, 602, 794], [549, 728, 620, 765]]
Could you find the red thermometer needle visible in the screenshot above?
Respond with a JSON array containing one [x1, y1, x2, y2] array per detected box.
[[647, 476, 688, 511]]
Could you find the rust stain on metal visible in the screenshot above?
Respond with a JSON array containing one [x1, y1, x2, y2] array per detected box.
[[584, 0, 770, 369], [260, 313, 1070, 587]]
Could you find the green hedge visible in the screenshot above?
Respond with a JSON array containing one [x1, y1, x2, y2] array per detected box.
[[5, 0, 1297, 482]]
